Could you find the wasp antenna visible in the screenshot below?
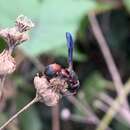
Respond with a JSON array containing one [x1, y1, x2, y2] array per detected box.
[[66, 32, 74, 70]]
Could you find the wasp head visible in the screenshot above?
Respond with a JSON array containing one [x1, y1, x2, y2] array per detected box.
[[44, 63, 62, 79]]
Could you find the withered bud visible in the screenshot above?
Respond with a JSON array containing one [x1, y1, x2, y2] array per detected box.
[[34, 75, 60, 106], [15, 15, 34, 33], [0, 28, 29, 47], [0, 50, 16, 75]]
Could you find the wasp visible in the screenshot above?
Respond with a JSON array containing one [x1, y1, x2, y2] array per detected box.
[[44, 32, 80, 95]]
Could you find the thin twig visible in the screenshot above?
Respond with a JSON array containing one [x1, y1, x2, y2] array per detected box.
[[99, 93, 130, 124], [96, 80, 130, 130], [67, 96, 99, 123], [88, 12, 124, 97], [67, 96, 111, 130], [88, 11, 130, 129], [88, 11, 130, 110], [0, 48, 14, 101], [52, 103, 60, 130], [94, 98, 130, 127], [0, 96, 39, 130], [0, 75, 6, 101]]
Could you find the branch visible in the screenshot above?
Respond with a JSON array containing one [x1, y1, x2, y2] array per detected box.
[[88, 12, 123, 96], [88, 12, 130, 110], [52, 104, 60, 130], [0, 75, 6, 101], [96, 80, 130, 130], [0, 96, 39, 130], [67, 96, 99, 124]]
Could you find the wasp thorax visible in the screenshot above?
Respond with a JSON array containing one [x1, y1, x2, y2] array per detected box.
[[15, 15, 34, 33], [0, 50, 16, 75], [34, 75, 60, 106]]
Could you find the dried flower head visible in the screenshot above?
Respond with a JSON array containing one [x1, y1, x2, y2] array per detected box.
[[15, 15, 34, 33], [0, 28, 29, 47], [34, 74, 69, 106], [49, 77, 68, 94], [34, 75, 60, 106], [41, 89, 60, 106], [0, 50, 16, 75]]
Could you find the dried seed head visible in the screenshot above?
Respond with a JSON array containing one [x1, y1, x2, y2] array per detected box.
[[0, 28, 29, 47], [16, 15, 34, 32], [0, 50, 16, 75], [49, 77, 68, 94], [34, 75, 49, 92], [41, 89, 60, 106], [34, 75, 60, 106]]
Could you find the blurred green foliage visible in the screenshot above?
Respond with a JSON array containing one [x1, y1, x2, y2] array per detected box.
[[0, 0, 112, 58], [1, 0, 130, 130], [81, 72, 109, 102], [123, 0, 130, 13]]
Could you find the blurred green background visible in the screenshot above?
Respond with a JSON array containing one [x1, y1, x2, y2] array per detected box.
[[1, 0, 130, 130]]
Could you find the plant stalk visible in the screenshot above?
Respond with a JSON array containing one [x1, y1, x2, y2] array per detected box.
[[0, 96, 39, 130]]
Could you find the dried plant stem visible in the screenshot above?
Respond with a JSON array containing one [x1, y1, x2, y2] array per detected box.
[[99, 93, 130, 123], [96, 80, 130, 130], [88, 12, 130, 129], [1, 75, 6, 89], [0, 47, 14, 100], [52, 103, 60, 130], [67, 96, 111, 130], [0, 75, 6, 100], [88, 12, 124, 97], [88, 12, 130, 110], [67, 96, 99, 123], [0, 96, 39, 130]]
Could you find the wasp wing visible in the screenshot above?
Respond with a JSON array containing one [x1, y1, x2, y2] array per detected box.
[[66, 32, 74, 70]]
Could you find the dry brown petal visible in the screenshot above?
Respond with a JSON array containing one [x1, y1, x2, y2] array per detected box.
[[0, 50, 16, 75], [15, 15, 34, 32], [0, 28, 29, 47]]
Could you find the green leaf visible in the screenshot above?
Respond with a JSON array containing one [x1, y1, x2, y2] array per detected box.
[[123, 0, 130, 12], [16, 93, 42, 130], [20, 0, 97, 56], [0, 0, 113, 57], [0, 0, 40, 27], [0, 37, 7, 53]]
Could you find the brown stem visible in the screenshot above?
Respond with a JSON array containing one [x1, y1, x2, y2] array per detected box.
[[0, 75, 6, 101], [67, 96, 99, 123], [0, 96, 39, 130], [88, 12, 130, 110], [96, 80, 130, 130], [52, 103, 60, 130]]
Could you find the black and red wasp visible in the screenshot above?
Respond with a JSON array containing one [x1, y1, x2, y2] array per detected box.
[[44, 32, 80, 95]]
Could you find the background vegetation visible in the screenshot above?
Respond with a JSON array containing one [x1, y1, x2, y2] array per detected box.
[[1, 0, 130, 130]]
